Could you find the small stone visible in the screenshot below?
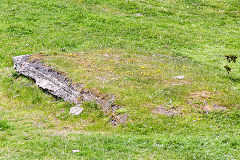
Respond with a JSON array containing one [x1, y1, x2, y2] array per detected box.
[[171, 83, 184, 86], [174, 75, 185, 80], [72, 149, 80, 153], [69, 106, 84, 115], [135, 13, 143, 16]]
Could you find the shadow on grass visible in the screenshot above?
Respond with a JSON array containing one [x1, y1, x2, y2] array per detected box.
[[222, 74, 240, 83], [229, 76, 240, 83]]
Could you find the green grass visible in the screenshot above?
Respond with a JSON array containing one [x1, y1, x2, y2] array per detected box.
[[0, 120, 9, 131], [1, 0, 240, 159]]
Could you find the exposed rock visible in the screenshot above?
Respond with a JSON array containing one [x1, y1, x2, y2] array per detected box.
[[13, 55, 80, 103], [69, 106, 84, 115], [174, 75, 185, 80], [13, 55, 127, 125], [72, 149, 80, 153], [171, 83, 184, 86]]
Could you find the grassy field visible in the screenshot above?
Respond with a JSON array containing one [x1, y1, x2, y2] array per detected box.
[[1, 0, 240, 159]]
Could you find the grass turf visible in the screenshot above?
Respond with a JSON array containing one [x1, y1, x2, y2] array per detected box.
[[0, 0, 240, 159]]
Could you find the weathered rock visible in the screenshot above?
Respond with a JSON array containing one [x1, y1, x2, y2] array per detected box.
[[72, 149, 80, 153], [69, 106, 84, 115], [171, 83, 184, 86], [13, 55, 80, 103], [174, 75, 185, 80]]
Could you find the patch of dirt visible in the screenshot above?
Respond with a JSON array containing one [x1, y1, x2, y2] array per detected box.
[[186, 91, 226, 112], [188, 91, 212, 100], [110, 114, 128, 126]]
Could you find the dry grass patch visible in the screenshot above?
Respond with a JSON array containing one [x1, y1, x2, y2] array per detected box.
[[187, 91, 227, 113]]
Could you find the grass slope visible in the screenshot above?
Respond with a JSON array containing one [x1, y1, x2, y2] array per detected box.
[[0, 0, 240, 159]]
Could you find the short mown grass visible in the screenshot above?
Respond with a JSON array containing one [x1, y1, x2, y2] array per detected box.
[[1, 0, 240, 159]]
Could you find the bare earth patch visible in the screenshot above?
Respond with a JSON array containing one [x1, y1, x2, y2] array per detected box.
[[187, 91, 226, 113]]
